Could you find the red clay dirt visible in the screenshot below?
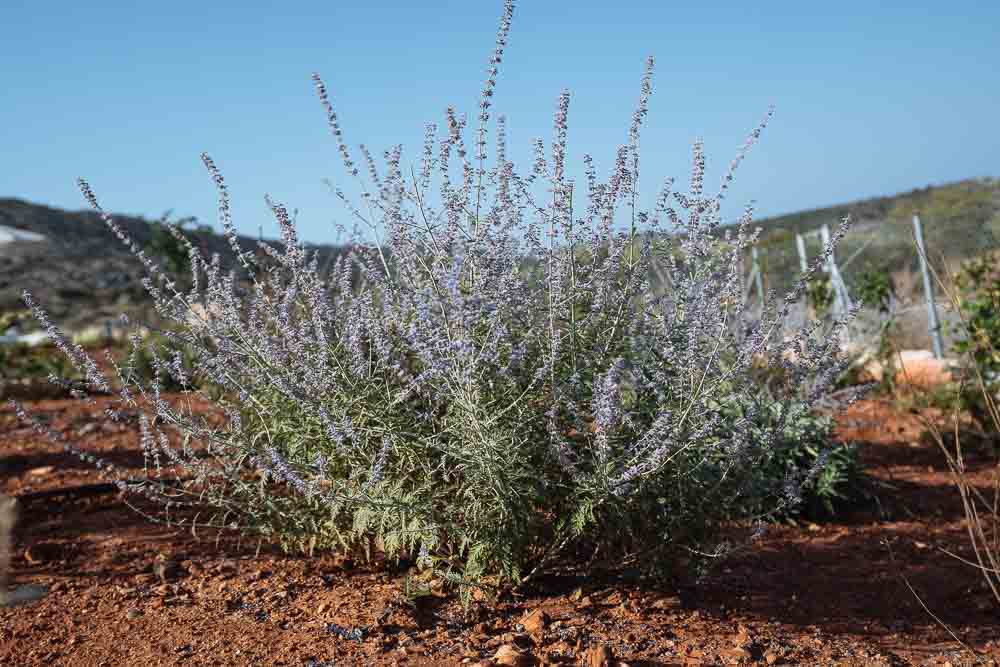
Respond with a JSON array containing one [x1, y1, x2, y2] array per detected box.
[[3, 391, 1000, 666]]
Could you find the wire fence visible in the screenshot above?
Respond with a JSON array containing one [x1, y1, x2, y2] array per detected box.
[[743, 211, 1000, 357]]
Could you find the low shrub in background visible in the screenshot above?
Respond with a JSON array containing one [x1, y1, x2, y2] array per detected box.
[[806, 274, 835, 321], [14, 0, 858, 603], [120, 330, 205, 393], [948, 251, 1000, 435], [0, 338, 85, 400], [144, 212, 216, 290], [855, 265, 895, 317], [746, 405, 863, 523]]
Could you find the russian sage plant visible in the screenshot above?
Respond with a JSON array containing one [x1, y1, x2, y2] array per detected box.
[[15, 0, 858, 599]]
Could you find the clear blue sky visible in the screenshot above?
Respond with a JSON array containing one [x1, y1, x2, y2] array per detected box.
[[4, 1, 998, 245]]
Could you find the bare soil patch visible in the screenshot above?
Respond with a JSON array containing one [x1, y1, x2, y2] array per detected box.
[[3, 395, 1000, 666]]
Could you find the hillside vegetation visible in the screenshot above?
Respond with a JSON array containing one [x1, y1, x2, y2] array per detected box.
[[2, 177, 997, 332], [742, 177, 1000, 297], [0, 198, 344, 332]]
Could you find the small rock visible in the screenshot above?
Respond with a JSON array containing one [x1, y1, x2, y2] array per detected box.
[[522, 609, 550, 637], [722, 646, 751, 662], [493, 643, 533, 666], [764, 652, 779, 665], [650, 596, 676, 611], [76, 422, 99, 436], [126, 608, 142, 620], [586, 643, 614, 667]]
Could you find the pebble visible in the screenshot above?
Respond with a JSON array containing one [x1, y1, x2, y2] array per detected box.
[[493, 643, 533, 666]]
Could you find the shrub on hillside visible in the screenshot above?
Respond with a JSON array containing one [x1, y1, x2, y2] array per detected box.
[[14, 1, 857, 601], [144, 213, 215, 289]]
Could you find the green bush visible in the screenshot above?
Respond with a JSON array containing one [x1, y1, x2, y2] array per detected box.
[[144, 212, 215, 288], [742, 402, 863, 522], [120, 331, 204, 393], [0, 343, 81, 384], [856, 265, 895, 315], [951, 251, 1000, 432], [806, 275, 835, 320]]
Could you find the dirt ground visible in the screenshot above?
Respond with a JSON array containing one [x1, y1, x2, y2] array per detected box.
[[3, 392, 1000, 666]]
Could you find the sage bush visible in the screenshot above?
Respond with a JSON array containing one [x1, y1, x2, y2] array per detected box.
[[14, 0, 858, 600]]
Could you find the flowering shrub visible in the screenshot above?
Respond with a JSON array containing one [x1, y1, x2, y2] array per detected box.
[[14, 0, 856, 601]]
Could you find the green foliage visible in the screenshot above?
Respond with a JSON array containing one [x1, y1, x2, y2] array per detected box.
[[0, 343, 81, 384], [953, 252, 1000, 379], [950, 251, 1000, 432], [763, 409, 864, 522], [721, 373, 866, 522], [144, 212, 215, 285], [121, 332, 204, 392], [855, 265, 894, 315], [806, 275, 835, 320]]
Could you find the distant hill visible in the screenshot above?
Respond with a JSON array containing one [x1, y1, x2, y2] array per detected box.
[[2, 177, 998, 332], [751, 176, 999, 237], [0, 198, 343, 332], [727, 177, 1000, 296]]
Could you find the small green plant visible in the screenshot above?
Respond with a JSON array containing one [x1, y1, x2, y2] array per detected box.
[[953, 252, 1000, 378], [121, 331, 205, 393], [145, 212, 215, 287], [722, 396, 865, 522], [806, 274, 835, 320], [0, 343, 82, 385], [856, 265, 895, 315], [951, 251, 1000, 433]]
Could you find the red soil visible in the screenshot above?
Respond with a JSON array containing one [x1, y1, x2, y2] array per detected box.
[[2, 394, 1000, 666]]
